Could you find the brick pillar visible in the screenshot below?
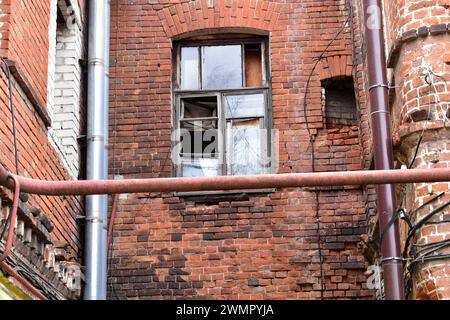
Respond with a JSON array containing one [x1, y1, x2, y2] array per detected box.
[[385, 0, 450, 299]]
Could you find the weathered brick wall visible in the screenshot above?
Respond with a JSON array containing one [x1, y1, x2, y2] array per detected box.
[[384, 0, 450, 300], [7, 0, 51, 105], [108, 0, 374, 300], [0, 0, 82, 278]]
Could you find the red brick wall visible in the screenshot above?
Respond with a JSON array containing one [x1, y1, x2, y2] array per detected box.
[[108, 0, 374, 300], [6, 0, 51, 105], [0, 0, 82, 263]]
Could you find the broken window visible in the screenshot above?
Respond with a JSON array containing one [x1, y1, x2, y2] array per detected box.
[[174, 37, 271, 177], [322, 77, 358, 128]]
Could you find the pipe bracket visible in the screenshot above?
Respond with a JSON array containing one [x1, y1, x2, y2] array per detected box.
[[86, 135, 105, 142], [381, 256, 406, 263], [85, 217, 104, 224], [370, 110, 391, 117], [87, 58, 105, 67], [369, 83, 390, 91]]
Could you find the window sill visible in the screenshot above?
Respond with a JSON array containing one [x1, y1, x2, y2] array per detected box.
[[5, 59, 51, 128], [175, 188, 276, 203]]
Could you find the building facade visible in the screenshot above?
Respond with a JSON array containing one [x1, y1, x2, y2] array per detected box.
[[0, 0, 448, 300], [0, 0, 86, 299], [106, 0, 373, 300]]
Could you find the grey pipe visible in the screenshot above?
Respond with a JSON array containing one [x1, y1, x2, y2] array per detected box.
[[85, 0, 110, 300]]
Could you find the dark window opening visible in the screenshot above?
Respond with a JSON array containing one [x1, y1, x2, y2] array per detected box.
[[322, 77, 358, 129], [180, 96, 219, 165]]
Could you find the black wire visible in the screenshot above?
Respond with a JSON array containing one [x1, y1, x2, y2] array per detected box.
[[0, 57, 20, 244], [107, 0, 122, 301], [413, 238, 450, 248], [302, 8, 351, 300], [379, 209, 401, 242], [0, 57, 19, 175], [403, 199, 450, 259], [408, 254, 450, 269], [408, 135, 423, 169], [409, 192, 445, 222], [413, 239, 450, 256]]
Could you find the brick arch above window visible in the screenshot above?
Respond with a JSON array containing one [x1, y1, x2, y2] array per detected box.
[[316, 55, 353, 81], [157, 0, 281, 39]]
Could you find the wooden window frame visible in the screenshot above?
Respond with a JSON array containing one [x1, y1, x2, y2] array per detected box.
[[172, 37, 274, 195]]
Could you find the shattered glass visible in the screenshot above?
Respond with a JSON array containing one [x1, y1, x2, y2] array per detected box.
[[224, 93, 265, 119], [181, 158, 220, 177], [227, 119, 266, 175]]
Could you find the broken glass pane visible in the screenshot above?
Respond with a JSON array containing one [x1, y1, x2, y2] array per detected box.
[[202, 45, 243, 89], [180, 47, 200, 90], [227, 120, 266, 176], [180, 120, 218, 156], [224, 93, 265, 119], [182, 158, 220, 177], [182, 96, 217, 119]]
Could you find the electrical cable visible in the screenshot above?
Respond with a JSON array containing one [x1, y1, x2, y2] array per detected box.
[[407, 72, 433, 170], [0, 58, 19, 175], [107, 0, 122, 300], [302, 6, 352, 299], [409, 192, 445, 222], [0, 57, 20, 245], [403, 199, 450, 259], [380, 208, 402, 242], [408, 254, 450, 268]]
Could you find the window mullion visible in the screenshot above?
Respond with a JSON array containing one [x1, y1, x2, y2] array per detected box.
[[198, 46, 202, 90], [219, 92, 227, 176]]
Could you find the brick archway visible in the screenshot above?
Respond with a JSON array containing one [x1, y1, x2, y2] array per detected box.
[[316, 55, 353, 81], [157, 0, 281, 38]]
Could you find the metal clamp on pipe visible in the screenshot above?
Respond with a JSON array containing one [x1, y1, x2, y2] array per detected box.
[[368, 83, 390, 91], [370, 110, 391, 117], [381, 257, 406, 263]]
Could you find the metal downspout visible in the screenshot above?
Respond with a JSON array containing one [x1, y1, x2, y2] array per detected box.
[[85, 0, 110, 300], [363, 0, 405, 299]]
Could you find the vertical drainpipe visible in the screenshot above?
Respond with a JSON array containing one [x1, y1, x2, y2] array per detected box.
[[85, 0, 110, 300], [363, 0, 405, 299]]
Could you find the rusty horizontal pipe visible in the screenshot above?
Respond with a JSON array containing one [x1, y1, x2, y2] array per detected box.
[[0, 164, 449, 196]]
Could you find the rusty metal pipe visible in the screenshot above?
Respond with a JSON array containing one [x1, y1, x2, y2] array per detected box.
[[107, 194, 119, 251], [1, 164, 449, 196], [0, 175, 45, 300], [0, 174, 20, 264], [0, 261, 48, 300], [363, 0, 405, 299]]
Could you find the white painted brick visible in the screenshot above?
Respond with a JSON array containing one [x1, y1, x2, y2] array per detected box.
[[47, 0, 85, 178]]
